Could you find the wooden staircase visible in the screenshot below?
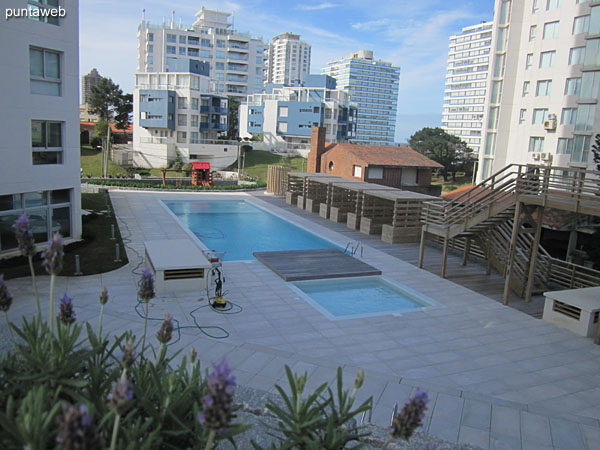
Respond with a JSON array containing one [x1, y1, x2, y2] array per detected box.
[[419, 164, 600, 302]]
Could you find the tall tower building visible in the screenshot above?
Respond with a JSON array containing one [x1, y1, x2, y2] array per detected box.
[[0, 0, 82, 255], [323, 50, 400, 145], [442, 22, 493, 156], [137, 8, 266, 99], [81, 68, 102, 104], [266, 33, 311, 85], [478, 0, 600, 181]]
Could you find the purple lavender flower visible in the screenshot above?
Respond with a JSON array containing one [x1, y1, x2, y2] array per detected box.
[[0, 275, 12, 313], [99, 286, 109, 305], [42, 233, 64, 275], [56, 404, 103, 450], [119, 340, 136, 370], [198, 358, 236, 433], [156, 313, 173, 344], [138, 269, 155, 302], [107, 377, 134, 415], [14, 214, 36, 257], [59, 294, 76, 325], [390, 389, 429, 441]]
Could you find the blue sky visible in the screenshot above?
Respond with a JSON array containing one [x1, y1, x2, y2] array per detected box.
[[80, 0, 495, 142]]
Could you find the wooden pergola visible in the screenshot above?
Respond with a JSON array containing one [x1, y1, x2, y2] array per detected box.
[[358, 189, 438, 242], [345, 184, 397, 230]]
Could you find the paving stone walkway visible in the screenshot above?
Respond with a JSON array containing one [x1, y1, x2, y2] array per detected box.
[[4, 189, 600, 450]]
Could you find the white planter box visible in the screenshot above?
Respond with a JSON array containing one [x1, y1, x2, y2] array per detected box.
[[542, 287, 600, 338]]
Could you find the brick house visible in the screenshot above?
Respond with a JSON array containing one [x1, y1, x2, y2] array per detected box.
[[307, 127, 443, 196]]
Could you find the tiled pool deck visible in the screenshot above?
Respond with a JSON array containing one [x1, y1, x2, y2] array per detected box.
[[5, 190, 600, 450]]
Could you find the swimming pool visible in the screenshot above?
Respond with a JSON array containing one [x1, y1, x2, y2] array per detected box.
[[291, 276, 438, 320], [163, 199, 337, 261]]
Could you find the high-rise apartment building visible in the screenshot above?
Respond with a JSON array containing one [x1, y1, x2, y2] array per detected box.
[[239, 75, 356, 152], [478, 0, 600, 181], [266, 33, 311, 85], [0, 0, 81, 255], [81, 68, 102, 104], [323, 50, 400, 145], [442, 22, 493, 156], [137, 8, 266, 99]]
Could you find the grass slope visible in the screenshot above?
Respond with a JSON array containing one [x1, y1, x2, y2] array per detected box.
[[229, 151, 306, 182], [80, 146, 129, 178]]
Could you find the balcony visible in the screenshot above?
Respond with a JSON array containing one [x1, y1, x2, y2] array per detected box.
[[227, 64, 248, 73], [227, 43, 249, 51], [227, 53, 249, 62], [200, 122, 227, 131]]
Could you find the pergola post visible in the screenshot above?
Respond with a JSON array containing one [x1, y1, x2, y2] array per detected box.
[[441, 234, 449, 278], [418, 227, 426, 268]]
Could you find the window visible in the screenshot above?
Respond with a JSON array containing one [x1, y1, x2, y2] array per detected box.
[[27, 0, 60, 25], [166, 46, 176, 55], [526, 53, 533, 69], [523, 81, 530, 96], [190, 132, 199, 144], [148, 33, 154, 42], [565, 77, 581, 95], [177, 131, 187, 143], [532, 0, 540, 12], [216, 51, 225, 59], [216, 73, 224, 81], [572, 135, 591, 162], [31, 120, 62, 164], [529, 25, 537, 41], [561, 108, 577, 125], [278, 122, 288, 133], [215, 62, 225, 70], [191, 115, 198, 127], [557, 138, 573, 154], [177, 114, 187, 126], [353, 165, 362, 178], [201, 39, 211, 47], [543, 21, 560, 39], [536, 80, 552, 96], [573, 15, 590, 34], [584, 39, 600, 67], [539, 51, 556, 68], [179, 47, 186, 55], [368, 167, 383, 179], [166, 34, 176, 43], [581, 71, 600, 99], [279, 106, 288, 117], [147, 55, 154, 64], [191, 98, 199, 110], [200, 50, 210, 58], [519, 109, 527, 124], [179, 35, 186, 44], [29, 47, 60, 96], [569, 47, 585, 65], [546, 0, 561, 10], [575, 104, 595, 131], [256, 56, 262, 64], [216, 39, 226, 48], [532, 108, 548, 124], [528, 136, 545, 153], [178, 97, 188, 109]]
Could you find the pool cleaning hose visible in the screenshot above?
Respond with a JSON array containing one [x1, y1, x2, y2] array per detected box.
[[113, 202, 242, 343]]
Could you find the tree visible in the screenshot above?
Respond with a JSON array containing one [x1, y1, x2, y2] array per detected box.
[[591, 133, 600, 171], [94, 120, 109, 139], [226, 96, 240, 140], [88, 77, 132, 129], [408, 127, 474, 181]]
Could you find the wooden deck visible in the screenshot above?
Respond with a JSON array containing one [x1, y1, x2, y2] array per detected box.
[[253, 248, 382, 281]]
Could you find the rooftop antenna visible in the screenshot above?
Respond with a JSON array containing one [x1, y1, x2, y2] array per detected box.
[[232, 11, 235, 30], [171, 10, 175, 28], [180, 16, 182, 28], [142, 8, 145, 22], [162, 16, 165, 26]]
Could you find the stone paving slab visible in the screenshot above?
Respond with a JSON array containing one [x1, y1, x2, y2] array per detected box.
[[3, 189, 600, 450]]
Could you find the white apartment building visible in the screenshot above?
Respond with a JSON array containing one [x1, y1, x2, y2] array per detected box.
[[133, 66, 237, 169], [266, 33, 311, 85], [442, 22, 493, 156], [239, 75, 356, 153], [479, 0, 600, 181], [323, 50, 400, 145], [137, 8, 266, 99], [0, 0, 81, 255]]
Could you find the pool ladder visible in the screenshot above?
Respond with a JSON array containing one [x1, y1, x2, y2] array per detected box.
[[344, 240, 364, 258]]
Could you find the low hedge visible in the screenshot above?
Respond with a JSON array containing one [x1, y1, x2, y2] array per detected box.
[[83, 179, 266, 191]]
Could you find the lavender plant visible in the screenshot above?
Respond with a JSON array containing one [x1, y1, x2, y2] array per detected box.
[[98, 286, 108, 337], [14, 214, 40, 317], [382, 389, 430, 449], [0, 274, 13, 342], [42, 232, 64, 334], [138, 268, 155, 353]]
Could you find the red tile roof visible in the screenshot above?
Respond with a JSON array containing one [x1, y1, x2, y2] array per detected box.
[[80, 121, 133, 133], [326, 143, 443, 169]]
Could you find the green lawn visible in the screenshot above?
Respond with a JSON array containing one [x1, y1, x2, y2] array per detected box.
[[229, 150, 306, 182], [0, 193, 128, 279], [81, 145, 128, 178]]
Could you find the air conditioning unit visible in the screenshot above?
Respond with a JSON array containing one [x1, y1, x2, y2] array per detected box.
[[532, 153, 541, 160], [544, 114, 557, 131], [541, 152, 553, 162]]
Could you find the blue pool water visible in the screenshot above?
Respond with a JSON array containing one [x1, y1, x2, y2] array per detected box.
[[292, 277, 433, 320], [163, 199, 336, 261]]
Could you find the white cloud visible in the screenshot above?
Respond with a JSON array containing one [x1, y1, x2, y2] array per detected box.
[[296, 2, 338, 11]]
